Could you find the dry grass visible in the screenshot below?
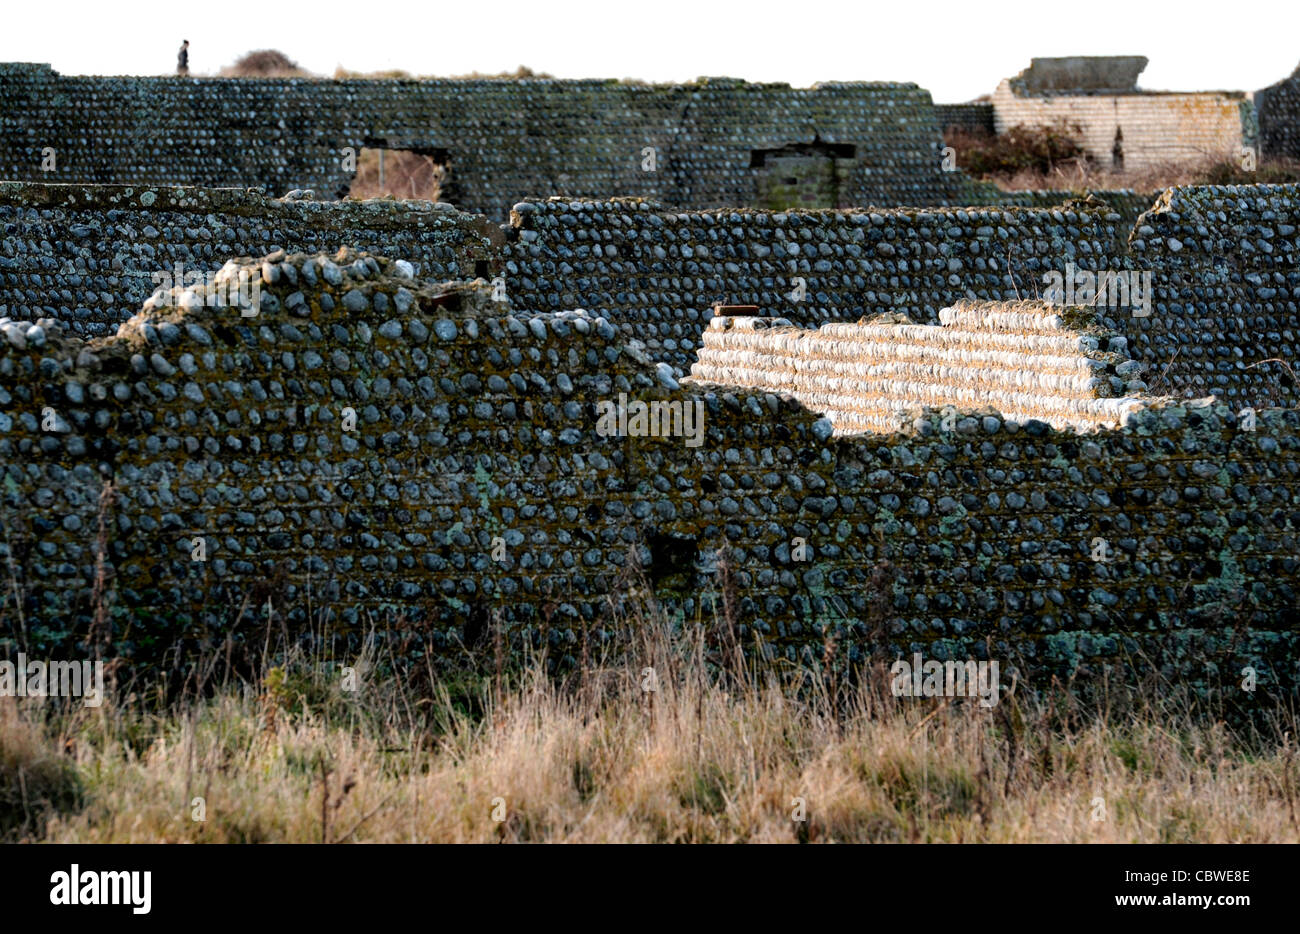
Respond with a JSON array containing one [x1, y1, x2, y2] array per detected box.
[[0, 700, 83, 840], [944, 125, 1300, 194], [992, 155, 1300, 195], [331, 65, 553, 80], [999, 154, 1300, 195], [3, 601, 1297, 844]]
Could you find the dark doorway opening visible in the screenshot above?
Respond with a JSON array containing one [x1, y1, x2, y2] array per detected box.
[[751, 139, 857, 209]]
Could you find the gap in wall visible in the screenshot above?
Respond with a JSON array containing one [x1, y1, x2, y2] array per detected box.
[[347, 145, 451, 201]]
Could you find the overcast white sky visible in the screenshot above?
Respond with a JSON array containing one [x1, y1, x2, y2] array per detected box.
[[3, 0, 1297, 103]]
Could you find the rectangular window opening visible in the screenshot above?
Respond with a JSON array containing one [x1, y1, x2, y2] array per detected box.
[[346, 145, 451, 201]]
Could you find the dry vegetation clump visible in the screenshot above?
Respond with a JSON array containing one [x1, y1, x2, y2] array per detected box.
[[2, 591, 1297, 844], [219, 50, 312, 78], [996, 154, 1300, 194], [945, 122, 1086, 179], [945, 123, 1300, 193], [331, 65, 553, 80], [446, 65, 554, 80], [0, 700, 83, 840]]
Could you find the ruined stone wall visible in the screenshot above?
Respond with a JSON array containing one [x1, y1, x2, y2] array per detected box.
[[1257, 63, 1300, 159], [1125, 184, 1300, 406], [10, 183, 1300, 411], [991, 80, 1255, 172], [934, 103, 995, 137], [0, 182, 501, 336], [5, 182, 1300, 410], [1, 183, 1143, 347], [5, 183, 1128, 348], [0, 253, 822, 656], [0, 254, 1296, 687], [502, 197, 1134, 371], [0, 64, 996, 218], [504, 185, 1300, 409], [688, 300, 1152, 433]]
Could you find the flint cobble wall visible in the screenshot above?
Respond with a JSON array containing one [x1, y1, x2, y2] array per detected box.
[[0, 182, 501, 336], [1126, 184, 1300, 406], [0, 253, 1297, 688], [2, 185, 1142, 349], [0, 64, 1005, 218], [501, 196, 1134, 371], [1257, 64, 1300, 159], [935, 103, 996, 137], [504, 185, 1300, 408], [5, 183, 1300, 409]]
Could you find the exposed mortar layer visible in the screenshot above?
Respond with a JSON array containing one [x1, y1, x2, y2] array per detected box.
[[686, 299, 1156, 433]]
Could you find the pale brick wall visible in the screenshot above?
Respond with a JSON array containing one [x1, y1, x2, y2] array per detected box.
[[991, 80, 1254, 171]]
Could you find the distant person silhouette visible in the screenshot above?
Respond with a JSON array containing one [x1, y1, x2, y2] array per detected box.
[[177, 40, 189, 76]]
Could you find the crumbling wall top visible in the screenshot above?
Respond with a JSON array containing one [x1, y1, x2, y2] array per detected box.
[[1012, 56, 1149, 94]]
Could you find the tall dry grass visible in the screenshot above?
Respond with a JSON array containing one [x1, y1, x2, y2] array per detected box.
[[3, 597, 1297, 844]]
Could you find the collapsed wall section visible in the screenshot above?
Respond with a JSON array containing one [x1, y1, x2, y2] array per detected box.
[[0, 250, 827, 654], [0, 182, 501, 336], [4, 182, 1300, 411], [503, 197, 1133, 371], [0, 252, 1297, 687], [687, 300, 1154, 433]]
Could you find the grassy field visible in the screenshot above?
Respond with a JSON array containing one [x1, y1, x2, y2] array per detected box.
[[3, 609, 1298, 844]]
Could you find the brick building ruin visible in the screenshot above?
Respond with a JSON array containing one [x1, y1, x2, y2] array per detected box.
[[938, 55, 1300, 174]]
